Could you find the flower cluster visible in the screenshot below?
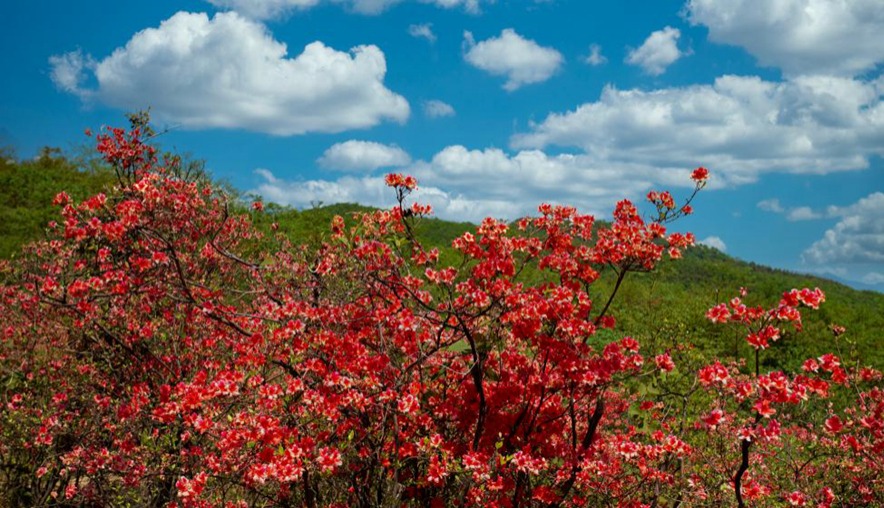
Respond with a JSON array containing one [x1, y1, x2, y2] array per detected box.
[[0, 126, 880, 507]]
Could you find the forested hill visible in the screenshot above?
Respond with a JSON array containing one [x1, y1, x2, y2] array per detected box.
[[3, 150, 882, 369]]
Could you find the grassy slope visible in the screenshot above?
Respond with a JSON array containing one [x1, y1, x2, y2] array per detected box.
[[273, 204, 884, 370], [0, 150, 116, 258], [2, 157, 880, 369]]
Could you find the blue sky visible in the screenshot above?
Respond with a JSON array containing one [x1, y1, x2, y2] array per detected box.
[[1, 0, 882, 290]]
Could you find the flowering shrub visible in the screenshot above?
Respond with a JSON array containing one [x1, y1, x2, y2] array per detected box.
[[0, 125, 881, 507]]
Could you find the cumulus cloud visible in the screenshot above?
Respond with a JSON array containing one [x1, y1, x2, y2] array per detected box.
[[423, 99, 455, 118], [699, 236, 727, 252], [252, 142, 673, 223], [626, 26, 685, 76], [408, 23, 436, 43], [207, 0, 482, 18], [687, 0, 884, 76], [410, 146, 661, 215], [463, 29, 563, 91], [803, 192, 884, 264], [584, 44, 607, 66], [318, 140, 411, 171], [251, 169, 518, 222], [49, 11, 409, 135], [512, 74, 884, 185], [757, 193, 884, 223], [253, 169, 390, 208], [253, 68, 883, 224]]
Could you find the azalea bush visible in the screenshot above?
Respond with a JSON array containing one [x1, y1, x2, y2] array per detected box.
[[0, 124, 881, 507]]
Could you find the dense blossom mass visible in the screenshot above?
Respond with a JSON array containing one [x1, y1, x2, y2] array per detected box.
[[0, 125, 881, 506]]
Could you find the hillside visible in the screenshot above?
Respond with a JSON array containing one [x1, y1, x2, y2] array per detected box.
[[2, 150, 881, 370], [0, 148, 115, 258], [264, 203, 884, 370]]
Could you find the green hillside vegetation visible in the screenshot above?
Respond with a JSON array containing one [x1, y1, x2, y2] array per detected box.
[[2, 147, 881, 373], [277, 204, 883, 372], [0, 147, 115, 258], [607, 247, 884, 371]]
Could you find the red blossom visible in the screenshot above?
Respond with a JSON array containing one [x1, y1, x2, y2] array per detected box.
[[824, 415, 844, 434], [702, 409, 725, 429], [655, 353, 675, 372], [2, 122, 879, 507], [384, 172, 418, 190], [706, 303, 730, 323], [691, 166, 709, 182]]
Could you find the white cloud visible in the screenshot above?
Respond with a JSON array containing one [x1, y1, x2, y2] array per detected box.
[[408, 23, 436, 43], [255, 67, 881, 225], [318, 140, 411, 171], [423, 99, 455, 118], [207, 0, 482, 18], [625, 26, 685, 76], [463, 29, 564, 91], [807, 265, 884, 288], [424, 0, 480, 14], [757, 198, 784, 213], [585, 44, 607, 66], [786, 206, 821, 221], [206, 0, 319, 19], [699, 236, 727, 252], [757, 193, 884, 223], [862, 272, 884, 286], [410, 146, 660, 215], [346, 0, 404, 14], [803, 192, 884, 264], [253, 169, 390, 208], [251, 169, 517, 222], [48, 50, 95, 97], [50, 12, 409, 135], [253, 143, 676, 223], [512, 75, 884, 185], [758, 199, 823, 220], [687, 0, 884, 76]]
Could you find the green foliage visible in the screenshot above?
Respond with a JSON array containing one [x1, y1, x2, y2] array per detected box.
[[608, 245, 884, 370], [264, 209, 884, 371], [1, 146, 881, 371], [0, 148, 115, 258]]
